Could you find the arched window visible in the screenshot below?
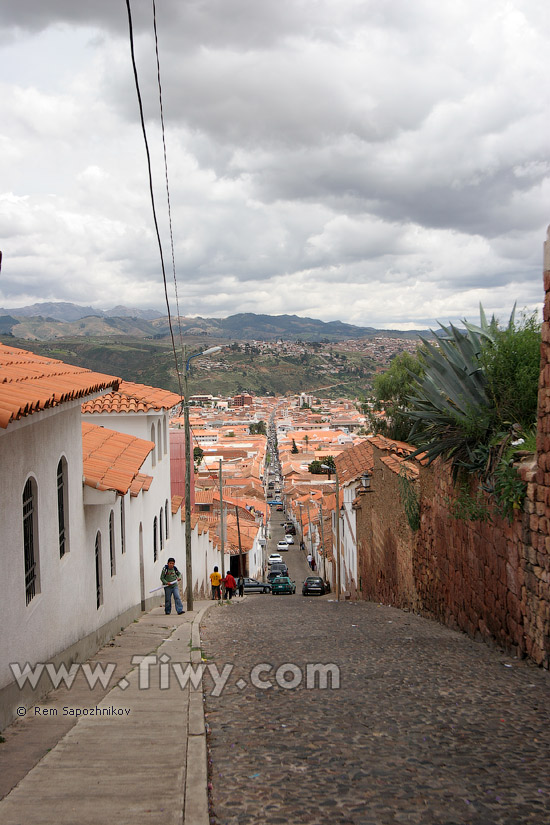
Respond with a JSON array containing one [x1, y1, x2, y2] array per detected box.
[[163, 416, 168, 455], [109, 510, 116, 576], [165, 499, 169, 539], [95, 532, 103, 609], [157, 421, 162, 461], [153, 516, 158, 562], [120, 496, 126, 554], [23, 477, 39, 605], [160, 508, 164, 550], [150, 424, 156, 466], [57, 457, 69, 558]]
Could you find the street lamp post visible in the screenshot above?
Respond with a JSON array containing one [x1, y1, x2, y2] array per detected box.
[[183, 346, 221, 611]]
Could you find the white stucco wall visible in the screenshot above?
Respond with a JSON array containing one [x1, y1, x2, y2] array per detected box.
[[341, 483, 358, 588], [0, 403, 89, 691], [1, 402, 222, 728]]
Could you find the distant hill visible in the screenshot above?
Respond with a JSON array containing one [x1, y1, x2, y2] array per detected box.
[[0, 301, 163, 322], [0, 302, 425, 342]]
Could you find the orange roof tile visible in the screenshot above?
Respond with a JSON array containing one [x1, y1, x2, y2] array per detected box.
[[334, 440, 374, 486], [82, 421, 154, 495], [81, 380, 182, 414], [0, 343, 119, 429]]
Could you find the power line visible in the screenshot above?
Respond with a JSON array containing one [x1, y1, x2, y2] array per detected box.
[[125, 0, 184, 399], [151, 0, 186, 361]]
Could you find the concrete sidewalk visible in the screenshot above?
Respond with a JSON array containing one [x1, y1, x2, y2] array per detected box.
[[0, 598, 217, 825]]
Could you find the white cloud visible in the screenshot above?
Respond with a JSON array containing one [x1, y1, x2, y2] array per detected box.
[[0, 0, 548, 328]]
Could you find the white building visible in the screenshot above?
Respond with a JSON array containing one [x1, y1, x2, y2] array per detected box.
[[0, 346, 220, 729]]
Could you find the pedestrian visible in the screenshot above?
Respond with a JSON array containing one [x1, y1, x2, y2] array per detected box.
[[160, 557, 185, 615], [307, 552, 313, 569], [210, 566, 222, 600], [237, 575, 245, 597], [311, 557, 316, 572], [224, 571, 236, 599]]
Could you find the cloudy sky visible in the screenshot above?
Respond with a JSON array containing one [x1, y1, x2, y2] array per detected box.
[[1, 0, 549, 329]]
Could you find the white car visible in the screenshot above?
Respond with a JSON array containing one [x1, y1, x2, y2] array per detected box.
[[269, 552, 284, 565], [285, 534, 294, 545]]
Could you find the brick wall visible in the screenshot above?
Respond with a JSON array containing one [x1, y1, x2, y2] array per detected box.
[[355, 228, 550, 667], [356, 448, 420, 611]]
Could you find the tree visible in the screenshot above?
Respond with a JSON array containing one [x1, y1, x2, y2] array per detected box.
[[249, 420, 267, 435], [291, 439, 299, 454], [193, 446, 204, 471], [366, 351, 425, 441], [308, 456, 335, 474]]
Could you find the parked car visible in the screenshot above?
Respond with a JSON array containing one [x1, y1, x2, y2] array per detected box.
[[285, 534, 294, 545], [284, 524, 296, 535], [276, 505, 284, 511], [267, 566, 288, 582], [242, 577, 271, 594], [276, 540, 290, 552], [302, 576, 328, 596], [268, 553, 284, 565], [271, 576, 296, 595]]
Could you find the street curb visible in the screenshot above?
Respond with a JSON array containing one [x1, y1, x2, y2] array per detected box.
[[183, 602, 215, 825]]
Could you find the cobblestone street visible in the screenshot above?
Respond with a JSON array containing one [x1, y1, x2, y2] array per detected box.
[[201, 547, 550, 825]]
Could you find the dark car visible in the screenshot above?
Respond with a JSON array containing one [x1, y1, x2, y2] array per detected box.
[[267, 565, 288, 582], [242, 577, 271, 594], [302, 576, 328, 596]]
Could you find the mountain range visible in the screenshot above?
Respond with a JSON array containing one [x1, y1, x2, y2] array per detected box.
[[0, 302, 423, 342]]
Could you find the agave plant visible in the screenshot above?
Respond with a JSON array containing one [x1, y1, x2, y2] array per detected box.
[[404, 306, 517, 475]]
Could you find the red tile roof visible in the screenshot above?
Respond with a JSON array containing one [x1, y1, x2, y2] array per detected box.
[[81, 380, 182, 414], [334, 439, 374, 486], [82, 421, 154, 495], [0, 343, 120, 429]]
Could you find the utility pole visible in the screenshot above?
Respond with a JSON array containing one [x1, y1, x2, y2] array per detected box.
[[183, 345, 222, 612], [306, 499, 314, 564], [321, 463, 340, 601], [318, 502, 327, 582], [183, 371, 193, 611], [219, 458, 225, 596], [335, 468, 341, 601], [235, 504, 244, 578]]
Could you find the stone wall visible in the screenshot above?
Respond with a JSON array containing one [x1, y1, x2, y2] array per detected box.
[[356, 447, 420, 611], [355, 229, 550, 667]]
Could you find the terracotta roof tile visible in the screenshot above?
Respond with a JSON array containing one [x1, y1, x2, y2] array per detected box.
[[82, 380, 182, 414], [82, 421, 154, 495], [0, 343, 119, 429], [334, 440, 374, 486]]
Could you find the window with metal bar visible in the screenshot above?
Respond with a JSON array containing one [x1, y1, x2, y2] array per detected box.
[[23, 478, 38, 605], [120, 496, 126, 554], [109, 510, 116, 576], [57, 458, 68, 558], [95, 532, 103, 608]]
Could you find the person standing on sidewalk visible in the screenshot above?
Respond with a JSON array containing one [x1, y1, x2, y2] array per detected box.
[[210, 566, 222, 600], [307, 552, 313, 569], [161, 558, 185, 615], [224, 571, 236, 599], [237, 575, 245, 597]]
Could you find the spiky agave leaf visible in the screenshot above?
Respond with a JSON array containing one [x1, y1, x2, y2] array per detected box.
[[404, 312, 495, 473]]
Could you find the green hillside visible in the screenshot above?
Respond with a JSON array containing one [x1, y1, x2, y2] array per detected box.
[[0, 334, 407, 399]]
